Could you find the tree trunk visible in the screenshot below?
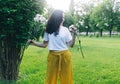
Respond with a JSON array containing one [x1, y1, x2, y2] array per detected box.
[[100, 29, 103, 37], [86, 28, 89, 36], [0, 40, 25, 81], [109, 30, 112, 37]]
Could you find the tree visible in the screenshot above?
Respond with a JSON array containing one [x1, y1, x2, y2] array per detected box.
[[113, 0, 120, 32], [103, 0, 116, 37], [74, 0, 94, 36], [63, 12, 75, 27], [0, 0, 46, 81], [90, 3, 106, 37], [69, 0, 75, 16], [90, 0, 119, 37], [83, 14, 91, 36]]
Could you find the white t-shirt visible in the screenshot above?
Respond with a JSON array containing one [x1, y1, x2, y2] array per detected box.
[[43, 26, 72, 51]]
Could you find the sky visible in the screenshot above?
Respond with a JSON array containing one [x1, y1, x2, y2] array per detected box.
[[46, 0, 103, 11], [46, 0, 71, 11]]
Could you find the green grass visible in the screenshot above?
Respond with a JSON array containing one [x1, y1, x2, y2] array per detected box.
[[72, 37, 120, 84], [1, 37, 120, 84]]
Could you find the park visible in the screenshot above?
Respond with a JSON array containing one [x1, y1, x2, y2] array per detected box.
[[0, 0, 120, 84], [18, 36, 120, 84]]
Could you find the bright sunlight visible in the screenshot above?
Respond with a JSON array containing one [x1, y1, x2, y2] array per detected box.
[[46, 0, 102, 11], [46, 0, 71, 11]]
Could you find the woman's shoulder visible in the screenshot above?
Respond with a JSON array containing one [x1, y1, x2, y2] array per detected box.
[[61, 26, 69, 31]]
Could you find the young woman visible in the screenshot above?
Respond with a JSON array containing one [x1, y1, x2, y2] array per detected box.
[[28, 10, 77, 84]]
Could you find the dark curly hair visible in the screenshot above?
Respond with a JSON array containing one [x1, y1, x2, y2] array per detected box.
[[46, 10, 63, 36]]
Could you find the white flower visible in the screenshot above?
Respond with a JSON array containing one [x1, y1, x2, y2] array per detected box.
[[34, 14, 47, 24]]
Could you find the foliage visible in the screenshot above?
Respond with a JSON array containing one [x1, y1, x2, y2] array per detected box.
[[63, 12, 75, 27], [90, 0, 119, 37], [0, 0, 46, 81], [0, 0, 46, 46], [73, 0, 120, 36]]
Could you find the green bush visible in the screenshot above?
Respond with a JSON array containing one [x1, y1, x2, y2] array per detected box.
[[0, 0, 46, 81]]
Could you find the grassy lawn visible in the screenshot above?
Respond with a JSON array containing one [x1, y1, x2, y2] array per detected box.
[[2, 37, 120, 84]]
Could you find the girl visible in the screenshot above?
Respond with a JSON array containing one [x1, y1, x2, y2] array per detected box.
[[28, 10, 77, 84]]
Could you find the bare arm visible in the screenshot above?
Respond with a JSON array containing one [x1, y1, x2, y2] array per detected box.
[[68, 25, 77, 47], [28, 40, 48, 48], [67, 33, 76, 48]]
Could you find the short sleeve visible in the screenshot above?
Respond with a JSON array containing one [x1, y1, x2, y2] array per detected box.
[[43, 32, 49, 41]]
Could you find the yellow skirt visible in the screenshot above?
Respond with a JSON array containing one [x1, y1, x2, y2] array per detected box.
[[44, 50, 73, 84]]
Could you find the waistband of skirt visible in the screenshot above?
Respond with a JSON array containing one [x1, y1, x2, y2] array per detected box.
[[49, 50, 69, 54]]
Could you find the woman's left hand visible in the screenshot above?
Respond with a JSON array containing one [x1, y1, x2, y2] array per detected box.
[[69, 25, 78, 35]]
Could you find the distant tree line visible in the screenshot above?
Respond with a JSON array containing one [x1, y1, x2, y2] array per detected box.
[[64, 0, 120, 37]]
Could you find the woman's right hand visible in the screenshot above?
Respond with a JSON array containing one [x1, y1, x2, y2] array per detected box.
[[27, 39, 34, 45]]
